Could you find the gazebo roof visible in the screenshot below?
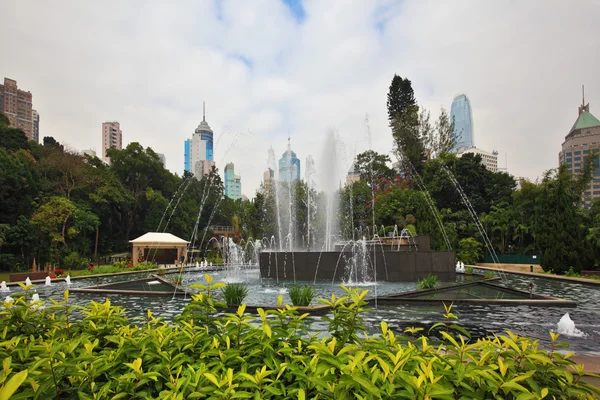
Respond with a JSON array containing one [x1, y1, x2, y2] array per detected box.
[[129, 232, 189, 244]]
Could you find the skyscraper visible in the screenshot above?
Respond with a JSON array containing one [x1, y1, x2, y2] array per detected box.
[[32, 109, 39, 143], [102, 121, 122, 164], [224, 162, 242, 200], [187, 102, 215, 177], [0, 78, 34, 140], [450, 94, 474, 152], [558, 87, 600, 208], [184, 139, 191, 172], [263, 168, 274, 185], [278, 138, 300, 182]]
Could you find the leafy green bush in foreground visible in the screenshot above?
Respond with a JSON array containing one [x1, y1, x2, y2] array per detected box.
[[0, 275, 598, 399]]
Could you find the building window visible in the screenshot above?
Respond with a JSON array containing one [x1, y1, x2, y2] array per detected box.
[[575, 169, 581, 173], [575, 163, 581, 167], [575, 151, 581, 155], [566, 158, 572, 162], [566, 152, 572, 157], [575, 157, 581, 161], [584, 150, 590, 154]]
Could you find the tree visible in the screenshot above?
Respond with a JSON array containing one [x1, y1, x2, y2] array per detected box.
[[40, 146, 90, 199], [107, 143, 177, 240], [386, 75, 416, 127], [354, 150, 395, 184], [535, 163, 594, 273], [457, 237, 483, 265], [422, 107, 458, 158]]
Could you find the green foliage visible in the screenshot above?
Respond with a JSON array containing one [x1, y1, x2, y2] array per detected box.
[[536, 164, 595, 273], [484, 271, 495, 279], [386, 74, 417, 127], [564, 267, 578, 277], [354, 150, 395, 183], [222, 283, 249, 307], [457, 237, 483, 265], [288, 285, 315, 306], [0, 279, 598, 399], [68, 261, 157, 276], [62, 252, 88, 270], [465, 266, 474, 274], [417, 273, 438, 289]]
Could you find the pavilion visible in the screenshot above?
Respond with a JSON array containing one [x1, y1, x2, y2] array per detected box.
[[129, 232, 189, 265]]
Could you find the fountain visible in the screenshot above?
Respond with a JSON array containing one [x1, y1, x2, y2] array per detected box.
[[45, 276, 52, 286], [25, 277, 32, 286], [259, 131, 456, 283], [31, 293, 40, 302], [556, 313, 586, 337], [4, 295, 13, 303], [0, 281, 9, 292], [65, 275, 71, 285]]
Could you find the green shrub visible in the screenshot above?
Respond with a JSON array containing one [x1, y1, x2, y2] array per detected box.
[[484, 271, 495, 279], [465, 266, 474, 274], [289, 285, 315, 306], [222, 283, 249, 307], [564, 266, 580, 277], [62, 252, 88, 270], [0, 278, 598, 399], [456, 237, 483, 265], [417, 273, 438, 290]]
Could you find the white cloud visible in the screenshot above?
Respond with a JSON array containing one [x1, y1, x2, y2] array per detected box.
[[1, 0, 599, 196]]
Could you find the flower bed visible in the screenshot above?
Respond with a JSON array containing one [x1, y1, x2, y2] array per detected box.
[[0, 276, 598, 399], [66, 261, 157, 277]]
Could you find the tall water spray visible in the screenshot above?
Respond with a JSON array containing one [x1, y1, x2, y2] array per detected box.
[[319, 130, 341, 251], [267, 147, 284, 251], [305, 155, 316, 250]]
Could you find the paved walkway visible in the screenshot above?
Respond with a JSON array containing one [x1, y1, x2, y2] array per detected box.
[[475, 264, 600, 286]]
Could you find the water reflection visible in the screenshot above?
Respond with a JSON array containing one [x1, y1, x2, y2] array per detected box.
[[6, 270, 600, 354]]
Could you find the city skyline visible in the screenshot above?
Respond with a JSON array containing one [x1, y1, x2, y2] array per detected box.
[[2, 1, 600, 195]]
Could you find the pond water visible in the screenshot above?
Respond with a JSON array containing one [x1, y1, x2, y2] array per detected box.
[[5, 268, 600, 354]]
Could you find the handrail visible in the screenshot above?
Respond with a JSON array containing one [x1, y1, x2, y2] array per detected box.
[[210, 225, 235, 232]]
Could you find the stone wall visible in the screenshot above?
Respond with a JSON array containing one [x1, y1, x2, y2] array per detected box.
[[259, 249, 455, 282]]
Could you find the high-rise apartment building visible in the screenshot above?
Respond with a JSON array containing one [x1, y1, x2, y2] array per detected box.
[[185, 102, 215, 177], [80, 149, 97, 158], [456, 147, 499, 172], [558, 89, 600, 208], [32, 110, 39, 143], [451, 94, 474, 152], [224, 162, 242, 200], [0, 78, 34, 140], [102, 121, 123, 164], [278, 138, 301, 182]]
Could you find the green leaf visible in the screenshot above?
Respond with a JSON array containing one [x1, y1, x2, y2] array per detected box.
[[0, 370, 28, 400], [298, 388, 305, 400], [204, 372, 220, 387], [353, 374, 380, 396]]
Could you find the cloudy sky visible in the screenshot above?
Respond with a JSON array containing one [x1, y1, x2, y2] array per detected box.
[[2, 0, 600, 196]]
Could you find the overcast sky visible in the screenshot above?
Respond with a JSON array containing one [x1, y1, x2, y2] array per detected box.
[[2, 0, 600, 197]]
